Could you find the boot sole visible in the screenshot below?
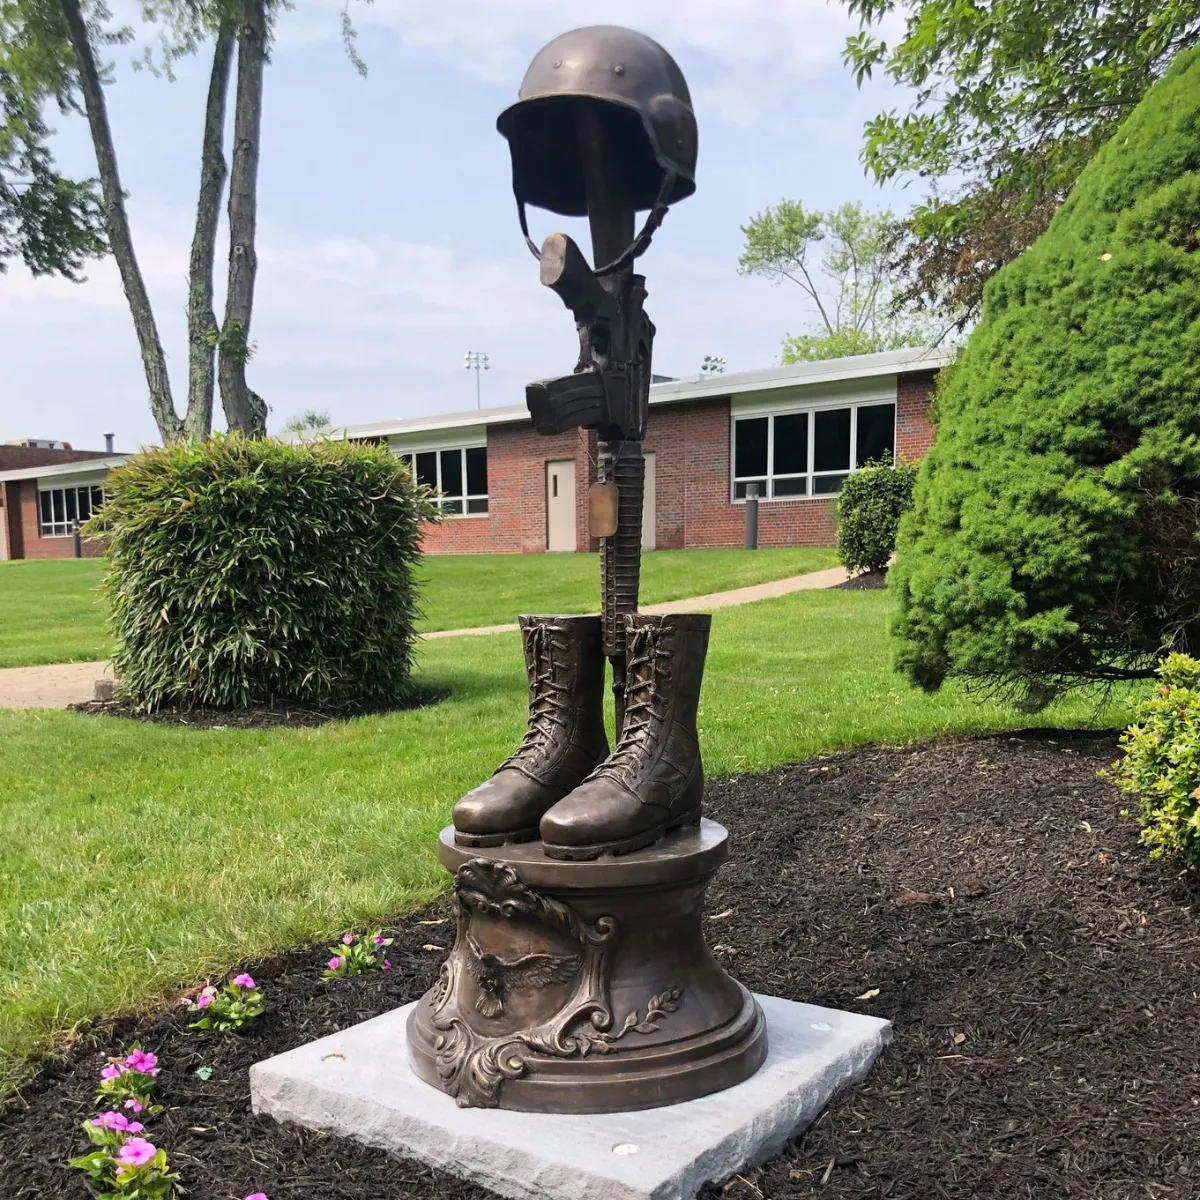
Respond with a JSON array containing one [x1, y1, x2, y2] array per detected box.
[[453, 825, 541, 848], [541, 807, 703, 861]]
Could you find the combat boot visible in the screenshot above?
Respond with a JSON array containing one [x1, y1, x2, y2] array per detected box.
[[453, 615, 609, 847], [539, 613, 710, 860]]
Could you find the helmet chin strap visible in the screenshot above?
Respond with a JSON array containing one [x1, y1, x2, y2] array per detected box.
[[518, 169, 677, 277]]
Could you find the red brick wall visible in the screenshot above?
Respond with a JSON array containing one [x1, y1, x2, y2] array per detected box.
[[419, 425, 596, 555], [897, 370, 937, 461], [7, 480, 103, 560], [417, 371, 939, 554]]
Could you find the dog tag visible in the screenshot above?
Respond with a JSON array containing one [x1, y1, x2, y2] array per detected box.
[[588, 481, 619, 537]]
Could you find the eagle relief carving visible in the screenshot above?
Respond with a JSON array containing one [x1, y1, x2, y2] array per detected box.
[[425, 858, 684, 1108], [465, 932, 582, 1018]]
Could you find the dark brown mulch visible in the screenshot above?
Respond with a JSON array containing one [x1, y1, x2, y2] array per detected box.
[[68, 687, 448, 730], [836, 571, 888, 590], [5, 729, 1200, 1199]]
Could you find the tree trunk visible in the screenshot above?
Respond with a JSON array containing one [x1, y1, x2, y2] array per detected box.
[[183, 16, 236, 443], [58, 0, 182, 443], [219, 0, 268, 437]]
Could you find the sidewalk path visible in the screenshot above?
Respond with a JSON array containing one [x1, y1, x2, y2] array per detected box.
[[0, 564, 849, 709]]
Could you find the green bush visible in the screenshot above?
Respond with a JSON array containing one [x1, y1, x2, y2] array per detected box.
[[88, 435, 436, 712], [836, 452, 918, 575], [890, 46, 1200, 710], [1111, 654, 1200, 868]]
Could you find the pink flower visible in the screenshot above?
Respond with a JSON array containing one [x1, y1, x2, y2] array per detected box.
[[233, 973, 256, 990], [382, 960, 392, 970], [196, 993, 213, 1008], [373, 936, 385, 946], [92, 1111, 130, 1131], [125, 1050, 158, 1075], [115, 1137, 157, 1168], [342, 934, 355, 946], [328, 956, 343, 971], [99, 1064, 122, 1081], [124, 1099, 143, 1113], [244, 1193, 271, 1200]]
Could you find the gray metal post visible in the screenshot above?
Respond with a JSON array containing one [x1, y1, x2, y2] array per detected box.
[[744, 483, 759, 550], [72, 520, 82, 558]]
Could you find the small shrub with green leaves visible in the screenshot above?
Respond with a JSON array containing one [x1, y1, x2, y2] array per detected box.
[[836, 452, 918, 575], [87, 435, 437, 712], [1111, 653, 1200, 868], [96, 1047, 162, 1116], [185, 974, 264, 1032], [70, 1113, 180, 1199]]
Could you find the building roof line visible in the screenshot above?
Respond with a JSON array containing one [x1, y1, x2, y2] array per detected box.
[[0, 455, 131, 483]]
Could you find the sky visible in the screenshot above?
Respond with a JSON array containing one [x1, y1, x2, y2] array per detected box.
[[0, 0, 921, 452]]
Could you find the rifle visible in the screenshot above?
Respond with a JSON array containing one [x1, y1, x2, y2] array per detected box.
[[524, 109, 654, 735]]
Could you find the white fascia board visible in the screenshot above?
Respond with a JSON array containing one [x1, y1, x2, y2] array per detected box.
[[387, 425, 488, 454], [0, 455, 129, 484], [731, 376, 898, 418]]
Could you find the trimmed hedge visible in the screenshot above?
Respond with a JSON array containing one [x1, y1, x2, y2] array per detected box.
[[836, 453, 918, 575], [890, 46, 1200, 710], [87, 435, 437, 712]]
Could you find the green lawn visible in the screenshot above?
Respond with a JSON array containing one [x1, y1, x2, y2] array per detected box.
[[0, 549, 836, 667], [0, 587, 1129, 1089]]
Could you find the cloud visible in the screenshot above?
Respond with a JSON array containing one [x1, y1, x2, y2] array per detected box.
[[294, 0, 869, 125]]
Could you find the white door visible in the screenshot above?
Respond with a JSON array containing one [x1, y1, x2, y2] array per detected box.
[[641, 452, 656, 550], [546, 460, 577, 552]]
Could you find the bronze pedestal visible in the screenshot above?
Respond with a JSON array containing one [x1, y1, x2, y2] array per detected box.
[[406, 821, 767, 1113]]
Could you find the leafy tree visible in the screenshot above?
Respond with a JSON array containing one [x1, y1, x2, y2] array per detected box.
[[738, 200, 946, 362], [890, 46, 1200, 711], [0, 0, 106, 278], [283, 408, 332, 436], [842, 0, 1200, 325]]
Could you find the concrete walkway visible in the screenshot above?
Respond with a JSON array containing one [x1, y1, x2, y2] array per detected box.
[[0, 564, 849, 709]]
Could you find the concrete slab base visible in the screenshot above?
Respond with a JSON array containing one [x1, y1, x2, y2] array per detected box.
[[250, 994, 891, 1200]]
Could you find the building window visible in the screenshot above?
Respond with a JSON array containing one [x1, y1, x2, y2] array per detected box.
[[397, 446, 488, 516], [731, 402, 896, 500], [39, 485, 105, 537]]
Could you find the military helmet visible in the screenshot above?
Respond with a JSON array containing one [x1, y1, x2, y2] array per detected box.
[[497, 25, 697, 217]]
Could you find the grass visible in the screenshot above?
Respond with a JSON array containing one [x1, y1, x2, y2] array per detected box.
[[0, 587, 1132, 1090], [0, 549, 836, 667]]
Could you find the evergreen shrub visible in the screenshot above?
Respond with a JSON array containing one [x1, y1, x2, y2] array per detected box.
[[1111, 654, 1200, 869], [88, 435, 436, 712], [836, 452, 918, 575], [890, 47, 1200, 709]]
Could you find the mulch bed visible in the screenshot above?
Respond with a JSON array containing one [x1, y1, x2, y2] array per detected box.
[[68, 688, 448, 730], [835, 572, 888, 590], [6, 729, 1200, 1198]]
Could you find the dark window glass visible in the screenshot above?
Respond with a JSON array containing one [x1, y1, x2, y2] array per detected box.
[[814, 473, 848, 495], [734, 480, 766, 499], [92, 487, 105, 511], [39, 492, 51, 526], [814, 408, 851, 472], [855, 403, 896, 466], [773, 412, 808, 476], [77, 489, 91, 521], [466, 446, 487, 495], [397, 453, 414, 478], [415, 451, 438, 490], [52, 489, 65, 523], [441, 497, 464, 515], [467, 497, 488, 514], [65, 489, 78, 523], [440, 449, 463, 497], [773, 477, 808, 497], [734, 417, 768, 478]]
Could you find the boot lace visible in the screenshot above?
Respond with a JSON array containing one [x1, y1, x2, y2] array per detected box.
[[596, 623, 672, 778], [503, 623, 572, 768]]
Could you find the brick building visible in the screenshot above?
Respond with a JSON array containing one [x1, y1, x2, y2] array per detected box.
[[0, 447, 129, 560], [339, 347, 951, 554]]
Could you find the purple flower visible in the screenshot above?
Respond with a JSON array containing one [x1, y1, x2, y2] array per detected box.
[[115, 1137, 157, 1168], [232, 973, 256, 990], [125, 1050, 158, 1076], [327, 956, 343, 971], [196, 993, 213, 1009], [244, 1193, 271, 1200], [99, 1064, 122, 1081], [124, 1099, 143, 1113], [373, 936, 385, 946], [382, 960, 392, 971], [342, 934, 355, 946]]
